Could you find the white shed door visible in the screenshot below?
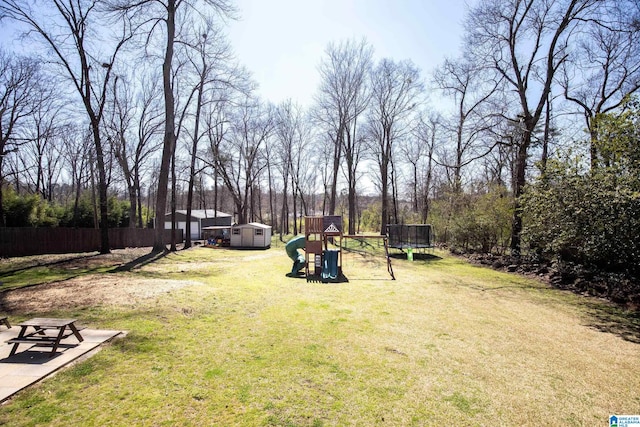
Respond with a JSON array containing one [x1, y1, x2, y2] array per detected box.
[[241, 228, 253, 246]]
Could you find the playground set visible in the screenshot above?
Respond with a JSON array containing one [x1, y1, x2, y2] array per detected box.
[[286, 216, 434, 282], [303, 215, 345, 281]]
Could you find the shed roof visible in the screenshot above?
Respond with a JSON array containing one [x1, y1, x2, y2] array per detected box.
[[232, 222, 272, 229]]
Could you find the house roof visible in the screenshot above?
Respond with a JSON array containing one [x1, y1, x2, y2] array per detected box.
[[165, 209, 232, 219]]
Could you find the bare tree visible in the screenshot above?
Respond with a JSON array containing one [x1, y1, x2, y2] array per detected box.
[[404, 110, 440, 222], [180, 20, 240, 248], [21, 97, 63, 201], [1, 0, 134, 253], [59, 125, 92, 226], [132, 75, 164, 228], [183, 30, 211, 248], [107, 76, 137, 228], [560, 0, 640, 168], [274, 100, 296, 237], [0, 50, 42, 226], [210, 95, 273, 225], [108, 0, 235, 252], [273, 100, 316, 234], [292, 119, 318, 218], [261, 122, 280, 231], [465, 0, 605, 255], [203, 99, 227, 216], [317, 130, 336, 216], [315, 38, 373, 234], [480, 125, 516, 190], [366, 58, 423, 234], [105, 70, 163, 229], [433, 58, 503, 193]]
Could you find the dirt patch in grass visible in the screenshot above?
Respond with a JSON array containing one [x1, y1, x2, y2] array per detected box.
[[1, 276, 202, 314], [0, 248, 201, 314]]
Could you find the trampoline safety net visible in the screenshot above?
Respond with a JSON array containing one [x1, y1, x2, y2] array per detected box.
[[387, 224, 433, 249]]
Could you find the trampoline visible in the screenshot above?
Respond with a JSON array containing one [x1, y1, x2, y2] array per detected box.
[[387, 224, 434, 251]]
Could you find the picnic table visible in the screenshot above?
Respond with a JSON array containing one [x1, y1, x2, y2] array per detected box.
[[6, 318, 84, 357]]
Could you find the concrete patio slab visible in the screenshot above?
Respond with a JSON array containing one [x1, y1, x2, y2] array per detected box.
[[0, 325, 124, 403]]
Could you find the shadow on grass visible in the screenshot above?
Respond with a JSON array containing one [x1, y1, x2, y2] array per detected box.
[[0, 254, 103, 278], [464, 272, 640, 344], [306, 273, 349, 283], [389, 252, 443, 262], [580, 301, 640, 344], [465, 270, 640, 344], [109, 250, 168, 273]]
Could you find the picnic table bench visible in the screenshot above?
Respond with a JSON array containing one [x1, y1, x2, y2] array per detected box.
[[6, 318, 84, 357]]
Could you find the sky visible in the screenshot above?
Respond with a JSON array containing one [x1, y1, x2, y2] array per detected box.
[[0, 0, 471, 109], [226, 0, 472, 109]]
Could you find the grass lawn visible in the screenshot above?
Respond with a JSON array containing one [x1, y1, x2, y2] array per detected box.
[[0, 243, 638, 426]]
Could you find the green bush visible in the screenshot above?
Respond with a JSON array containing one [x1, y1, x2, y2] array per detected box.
[[359, 202, 381, 233], [3, 189, 40, 226], [522, 100, 640, 275], [2, 187, 133, 229], [522, 161, 640, 275], [448, 186, 513, 253]]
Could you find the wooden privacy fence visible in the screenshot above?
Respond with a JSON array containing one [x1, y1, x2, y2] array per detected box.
[[0, 228, 183, 257]]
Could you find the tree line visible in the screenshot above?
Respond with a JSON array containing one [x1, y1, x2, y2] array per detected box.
[[0, 0, 639, 273]]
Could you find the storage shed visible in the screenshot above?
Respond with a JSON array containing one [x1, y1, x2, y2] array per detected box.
[[230, 223, 272, 248]]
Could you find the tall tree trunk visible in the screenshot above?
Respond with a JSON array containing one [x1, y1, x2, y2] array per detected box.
[[128, 182, 137, 228], [380, 154, 389, 235], [379, 131, 391, 235], [422, 148, 433, 223], [329, 132, 341, 215], [589, 125, 599, 170], [280, 166, 289, 240], [0, 157, 5, 227], [267, 160, 276, 230], [541, 92, 552, 175], [90, 158, 99, 229], [345, 130, 357, 235], [88, 118, 110, 252], [292, 175, 298, 235], [509, 133, 530, 256], [185, 81, 205, 249], [214, 169, 219, 216], [153, 0, 176, 253], [135, 170, 143, 228], [348, 180, 356, 235], [170, 141, 177, 252], [256, 181, 263, 222], [411, 162, 418, 214], [391, 155, 399, 225]]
